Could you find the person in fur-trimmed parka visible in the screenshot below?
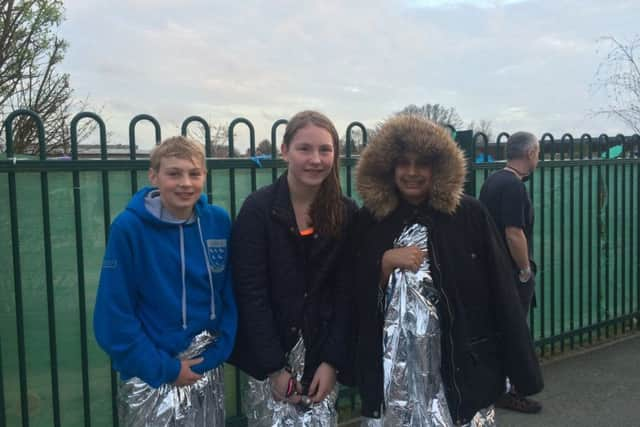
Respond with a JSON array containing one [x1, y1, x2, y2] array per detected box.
[[351, 115, 543, 425]]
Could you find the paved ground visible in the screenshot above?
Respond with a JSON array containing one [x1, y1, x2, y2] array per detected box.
[[342, 333, 640, 426], [498, 333, 640, 427]]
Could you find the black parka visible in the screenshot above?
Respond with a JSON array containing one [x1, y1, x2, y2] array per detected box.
[[352, 116, 543, 424], [229, 174, 357, 387]]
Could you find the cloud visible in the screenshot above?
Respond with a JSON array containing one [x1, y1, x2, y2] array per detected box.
[[407, 0, 529, 8], [55, 0, 640, 148], [536, 35, 589, 53], [498, 106, 531, 121]]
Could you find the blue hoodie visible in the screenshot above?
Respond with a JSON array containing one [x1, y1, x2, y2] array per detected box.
[[94, 187, 237, 388]]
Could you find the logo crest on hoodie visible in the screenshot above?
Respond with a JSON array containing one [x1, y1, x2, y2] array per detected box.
[[206, 239, 227, 273]]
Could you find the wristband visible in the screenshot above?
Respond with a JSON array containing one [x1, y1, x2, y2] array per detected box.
[[285, 377, 296, 398]]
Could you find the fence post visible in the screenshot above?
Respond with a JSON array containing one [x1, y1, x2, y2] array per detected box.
[[345, 121, 366, 198], [128, 114, 162, 194], [182, 116, 213, 203], [455, 129, 474, 196], [270, 119, 288, 183]]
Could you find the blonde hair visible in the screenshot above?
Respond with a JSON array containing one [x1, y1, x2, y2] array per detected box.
[[149, 136, 205, 171]]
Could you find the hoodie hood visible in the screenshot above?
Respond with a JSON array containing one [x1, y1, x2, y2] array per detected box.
[[356, 115, 467, 219], [128, 186, 207, 225]]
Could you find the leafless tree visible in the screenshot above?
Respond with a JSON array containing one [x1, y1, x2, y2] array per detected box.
[[339, 126, 373, 155], [185, 121, 241, 157], [594, 35, 640, 133], [255, 139, 273, 155], [397, 103, 465, 130], [0, 0, 96, 154], [468, 119, 494, 143]]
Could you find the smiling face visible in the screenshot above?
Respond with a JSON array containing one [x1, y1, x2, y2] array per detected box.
[[393, 153, 433, 205], [148, 156, 206, 219], [281, 124, 335, 192]]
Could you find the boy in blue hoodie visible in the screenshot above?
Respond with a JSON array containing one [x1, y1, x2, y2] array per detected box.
[[94, 136, 237, 426]]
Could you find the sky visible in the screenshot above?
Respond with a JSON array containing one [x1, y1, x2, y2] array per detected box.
[[58, 0, 640, 151]]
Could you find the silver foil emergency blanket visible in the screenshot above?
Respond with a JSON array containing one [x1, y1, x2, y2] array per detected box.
[[363, 223, 495, 427], [118, 330, 225, 427], [243, 337, 338, 427]]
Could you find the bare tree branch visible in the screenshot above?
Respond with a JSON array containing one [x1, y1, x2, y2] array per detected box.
[[468, 119, 494, 143], [396, 103, 465, 129], [594, 35, 640, 133], [184, 120, 241, 157], [0, 0, 97, 154]]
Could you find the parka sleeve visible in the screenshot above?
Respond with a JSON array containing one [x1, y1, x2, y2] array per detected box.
[[230, 196, 287, 376], [93, 221, 181, 388], [480, 206, 544, 395], [320, 200, 359, 382]]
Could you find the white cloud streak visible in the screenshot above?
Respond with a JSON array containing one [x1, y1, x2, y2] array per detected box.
[[57, 0, 639, 149]]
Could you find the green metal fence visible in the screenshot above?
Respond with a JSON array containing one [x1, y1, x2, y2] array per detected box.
[[0, 110, 365, 427], [462, 130, 640, 356], [1, 110, 639, 427]]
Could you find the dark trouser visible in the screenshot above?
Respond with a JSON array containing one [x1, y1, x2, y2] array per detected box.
[[509, 273, 537, 396], [515, 273, 536, 321]]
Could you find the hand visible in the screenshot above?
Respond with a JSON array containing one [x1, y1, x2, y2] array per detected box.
[[269, 369, 302, 403], [382, 246, 426, 274], [173, 357, 203, 386], [307, 362, 336, 403], [518, 266, 532, 283]]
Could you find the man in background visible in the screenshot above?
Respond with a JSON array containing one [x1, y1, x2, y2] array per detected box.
[[479, 131, 542, 414]]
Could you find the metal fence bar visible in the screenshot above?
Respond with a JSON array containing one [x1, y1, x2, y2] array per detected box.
[[228, 118, 254, 219], [623, 136, 630, 327], [596, 137, 603, 340], [566, 134, 575, 349], [588, 136, 595, 344], [182, 116, 212, 203], [227, 117, 254, 420], [100, 115, 117, 427], [37, 115, 62, 427], [634, 136, 640, 321], [128, 114, 162, 195], [602, 135, 611, 339], [270, 119, 287, 183], [615, 135, 622, 333], [71, 112, 108, 427], [3, 109, 39, 427], [578, 135, 586, 345], [538, 136, 547, 355], [559, 134, 566, 352], [0, 340, 5, 427], [637, 136, 640, 317], [345, 121, 366, 198], [545, 133, 557, 354]]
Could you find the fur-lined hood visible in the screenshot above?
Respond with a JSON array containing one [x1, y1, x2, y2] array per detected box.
[[356, 115, 467, 219]]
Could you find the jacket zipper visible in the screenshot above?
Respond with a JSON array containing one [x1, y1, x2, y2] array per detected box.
[[429, 227, 463, 422]]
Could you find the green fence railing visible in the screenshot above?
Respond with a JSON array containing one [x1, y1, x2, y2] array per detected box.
[[463, 130, 640, 357], [1, 110, 639, 427]]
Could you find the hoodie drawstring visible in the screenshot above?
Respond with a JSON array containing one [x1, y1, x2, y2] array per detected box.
[[179, 219, 218, 330], [197, 217, 216, 321], [179, 224, 187, 329]]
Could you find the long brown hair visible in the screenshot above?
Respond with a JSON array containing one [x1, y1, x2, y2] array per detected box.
[[283, 110, 345, 238]]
